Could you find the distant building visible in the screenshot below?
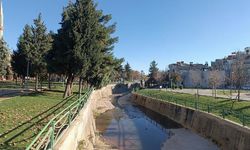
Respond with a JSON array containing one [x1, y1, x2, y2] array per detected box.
[[211, 48, 250, 88], [169, 61, 225, 88]]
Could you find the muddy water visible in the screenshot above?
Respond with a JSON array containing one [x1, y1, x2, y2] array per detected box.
[[96, 95, 219, 150]]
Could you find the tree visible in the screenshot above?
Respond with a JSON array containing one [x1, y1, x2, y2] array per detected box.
[[170, 72, 182, 88], [231, 52, 248, 101], [13, 15, 52, 91], [189, 70, 202, 100], [131, 70, 141, 81], [149, 60, 159, 80], [209, 70, 223, 98], [12, 25, 34, 86], [30, 14, 53, 91], [124, 63, 132, 81], [0, 39, 10, 79], [50, 0, 120, 98]]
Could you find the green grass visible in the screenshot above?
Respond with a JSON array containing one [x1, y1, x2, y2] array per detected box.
[[0, 90, 79, 150], [136, 89, 250, 127]]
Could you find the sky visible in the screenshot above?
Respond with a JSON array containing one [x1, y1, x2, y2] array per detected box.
[[4, 0, 250, 73]]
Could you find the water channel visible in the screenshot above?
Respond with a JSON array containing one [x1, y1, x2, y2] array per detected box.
[[96, 94, 219, 150]]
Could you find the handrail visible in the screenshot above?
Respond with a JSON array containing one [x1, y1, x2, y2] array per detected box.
[[135, 90, 250, 127], [26, 88, 93, 150]]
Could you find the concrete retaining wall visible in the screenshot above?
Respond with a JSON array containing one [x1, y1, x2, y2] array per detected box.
[[132, 93, 250, 150], [54, 85, 114, 150]]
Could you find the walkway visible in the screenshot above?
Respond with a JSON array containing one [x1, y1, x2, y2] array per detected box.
[[166, 89, 250, 101]]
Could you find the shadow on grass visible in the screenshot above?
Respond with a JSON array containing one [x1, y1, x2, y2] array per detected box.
[[0, 94, 77, 149], [44, 89, 65, 94], [234, 105, 250, 112]]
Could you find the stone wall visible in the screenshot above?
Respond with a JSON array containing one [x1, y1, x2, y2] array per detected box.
[[132, 93, 250, 150], [54, 85, 114, 150]]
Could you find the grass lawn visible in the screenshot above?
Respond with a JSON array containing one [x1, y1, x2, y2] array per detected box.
[[0, 89, 79, 150], [0, 81, 80, 92], [136, 89, 250, 127]]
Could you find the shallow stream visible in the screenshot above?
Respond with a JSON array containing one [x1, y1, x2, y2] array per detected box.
[[96, 94, 219, 150]]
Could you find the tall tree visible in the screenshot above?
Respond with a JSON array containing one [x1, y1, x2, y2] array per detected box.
[[0, 39, 10, 79], [231, 52, 248, 101], [30, 14, 53, 91], [209, 70, 223, 98], [51, 0, 120, 98], [149, 60, 159, 80], [12, 25, 33, 86], [124, 63, 132, 81]]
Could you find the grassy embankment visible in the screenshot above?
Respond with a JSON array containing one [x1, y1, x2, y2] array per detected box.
[[0, 81, 80, 149], [136, 89, 250, 127]]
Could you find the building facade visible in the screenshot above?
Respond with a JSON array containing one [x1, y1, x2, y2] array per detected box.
[[169, 47, 250, 89], [169, 61, 225, 88]]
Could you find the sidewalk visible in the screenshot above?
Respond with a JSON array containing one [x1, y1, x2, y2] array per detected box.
[[0, 89, 32, 101], [166, 89, 250, 101]]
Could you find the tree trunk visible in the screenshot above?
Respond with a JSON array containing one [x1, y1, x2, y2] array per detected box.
[[48, 73, 51, 90], [70, 76, 74, 95], [40, 80, 43, 91], [78, 78, 83, 98], [196, 87, 199, 101], [35, 74, 39, 91], [237, 88, 240, 101], [21, 77, 25, 88], [230, 88, 232, 99], [63, 74, 74, 98], [215, 87, 217, 99]]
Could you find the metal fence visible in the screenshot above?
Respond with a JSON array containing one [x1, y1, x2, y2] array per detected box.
[[136, 90, 250, 127], [26, 88, 93, 150]]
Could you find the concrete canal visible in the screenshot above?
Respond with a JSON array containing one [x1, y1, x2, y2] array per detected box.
[[95, 94, 219, 150]]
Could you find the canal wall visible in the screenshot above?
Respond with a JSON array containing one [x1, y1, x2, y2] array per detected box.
[[132, 93, 250, 150], [54, 85, 114, 150]]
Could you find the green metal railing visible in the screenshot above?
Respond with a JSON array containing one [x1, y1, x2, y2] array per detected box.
[[136, 90, 250, 127], [26, 88, 93, 150]]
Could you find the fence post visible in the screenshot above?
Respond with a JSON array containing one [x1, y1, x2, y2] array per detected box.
[[184, 100, 187, 107], [50, 121, 55, 150], [222, 109, 225, 119], [68, 110, 72, 124], [195, 101, 197, 109], [207, 105, 210, 113], [242, 114, 245, 126]]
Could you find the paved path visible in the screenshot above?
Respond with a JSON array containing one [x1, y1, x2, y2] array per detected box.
[[166, 89, 250, 101], [0, 89, 32, 101]]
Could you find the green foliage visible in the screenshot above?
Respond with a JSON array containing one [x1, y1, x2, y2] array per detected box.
[[30, 14, 53, 75], [124, 62, 132, 81], [12, 15, 52, 80], [148, 60, 159, 79], [0, 39, 10, 76], [49, 0, 122, 93]]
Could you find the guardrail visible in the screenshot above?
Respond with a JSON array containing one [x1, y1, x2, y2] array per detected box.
[[135, 90, 250, 127], [26, 88, 93, 150]]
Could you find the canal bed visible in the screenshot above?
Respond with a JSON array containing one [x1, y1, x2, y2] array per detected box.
[[95, 94, 219, 150]]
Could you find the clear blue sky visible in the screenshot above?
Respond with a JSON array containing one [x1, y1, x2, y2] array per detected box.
[[4, 0, 250, 73]]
